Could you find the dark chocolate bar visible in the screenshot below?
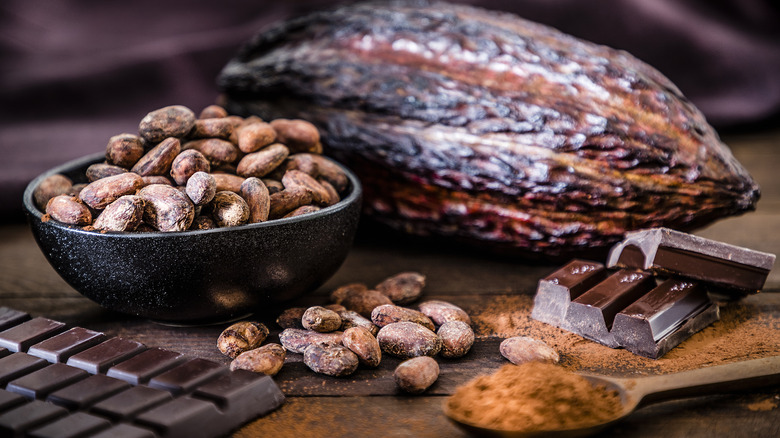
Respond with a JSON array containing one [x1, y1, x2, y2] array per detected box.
[[561, 269, 656, 348], [0, 309, 285, 437], [531, 259, 608, 327], [612, 279, 720, 358], [607, 227, 776, 296]]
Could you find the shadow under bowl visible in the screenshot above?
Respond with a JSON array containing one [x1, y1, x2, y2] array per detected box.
[[23, 152, 362, 324]]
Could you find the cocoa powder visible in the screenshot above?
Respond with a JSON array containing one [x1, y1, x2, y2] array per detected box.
[[447, 362, 621, 432], [471, 294, 780, 375]]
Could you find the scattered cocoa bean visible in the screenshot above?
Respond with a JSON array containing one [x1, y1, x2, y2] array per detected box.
[[278, 328, 343, 353], [394, 356, 439, 394], [211, 173, 245, 193], [342, 326, 381, 367], [301, 306, 342, 333], [185, 171, 217, 205], [45, 195, 92, 226], [237, 121, 276, 153], [105, 133, 145, 168], [240, 177, 270, 223], [86, 163, 128, 182], [376, 322, 442, 358], [437, 321, 474, 358], [270, 119, 322, 154], [371, 304, 435, 331], [499, 336, 560, 365], [190, 118, 234, 139], [131, 137, 182, 177], [230, 343, 286, 376], [79, 172, 144, 210], [237, 143, 289, 178], [331, 286, 393, 319], [34, 174, 73, 211], [277, 307, 306, 329], [303, 342, 359, 377], [375, 272, 426, 305], [210, 191, 250, 227], [338, 310, 379, 336], [141, 176, 173, 186], [138, 184, 195, 232], [330, 283, 368, 303], [183, 138, 239, 166], [170, 149, 210, 185], [199, 104, 228, 119], [92, 195, 145, 232], [418, 300, 472, 326], [217, 321, 270, 359], [139, 105, 196, 143], [283, 205, 320, 218]]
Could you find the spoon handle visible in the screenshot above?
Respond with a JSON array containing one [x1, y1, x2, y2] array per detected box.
[[632, 355, 780, 407]]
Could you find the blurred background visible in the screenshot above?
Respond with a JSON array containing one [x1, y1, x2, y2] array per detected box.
[[2, 0, 779, 222]]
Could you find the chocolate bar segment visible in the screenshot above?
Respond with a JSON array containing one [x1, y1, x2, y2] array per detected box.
[[148, 358, 226, 396], [135, 396, 223, 437], [607, 227, 776, 296], [90, 386, 172, 421], [0, 353, 48, 386], [0, 308, 31, 331], [47, 374, 131, 410], [89, 423, 157, 438], [531, 259, 607, 327], [7, 363, 88, 400], [66, 338, 146, 374], [612, 279, 719, 358], [27, 411, 112, 438], [193, 370, 286, 420], [107, 348, 186, 385], [0, 317, 66, 353], [561, 270, 656, 348], [0, 399, 68, 436], [28, 327, 106, 363]]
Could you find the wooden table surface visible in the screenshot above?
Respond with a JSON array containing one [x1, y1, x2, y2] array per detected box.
[[2, 129, 779, 437]]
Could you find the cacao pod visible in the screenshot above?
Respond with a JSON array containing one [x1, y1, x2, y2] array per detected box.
[[218, 0, 759, 257]]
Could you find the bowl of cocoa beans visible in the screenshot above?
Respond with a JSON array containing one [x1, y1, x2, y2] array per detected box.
[[23, 105, 362, 324]]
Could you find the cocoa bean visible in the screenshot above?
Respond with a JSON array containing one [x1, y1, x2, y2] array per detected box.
[[301, 306, 342, 333], [86, 163, 128, 182], [278, 328, 343, 354], [34, 174, 73, 211], [330, 284, 392, 319], [185, 171, 217, 205], [237, 143, 289, 178], [237, 122, 276, 153], [138, 184, 195, 232], [217, 321, 270, 359], [285, 153, 318, 176], [376, 322, 442, 358], [141, 176, 173, 186], [303, 342, 358, 377], [324, 304, 347, 312], [418, 300, 472, 326], [199, 104, 228, 119], [92, 195, 145, 232], [170, 149, 210, 185], [138, 105, 196, 143], [283, 205, 320, 218], [499, 336, 559, 365], [190, 215, 216, 230], [106, 133, 145, 168], [262, 179, 284, 195], [210, 191, 250, 227], [270, 119, 322, 154], [79, 172, 144, 210], [338, 310, 379, 336], [342, 326, 381, 367], [131, 137, 182, 177], [211, 173, 245, 193], [230, 343, 285, 376], [437, 321, 474, 358], [281, 170, 330, 206], [268, 187, 312, 219], [190, 118, 234, 139], [45, 195, 92, 226], [371, 304, 435, 331], [318, 179, 341, 206], [183, 139, 239, 166], [240, 177, 270, 223], [308, 154, 348, 193], [394, 356, 439, 394], [375, 272, 426, 305], [277, 307, 306, 329], [66, 183, 87, 197]]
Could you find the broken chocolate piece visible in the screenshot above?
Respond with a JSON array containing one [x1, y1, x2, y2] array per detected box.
[[561, 270, 656, 348], [612, 279, 719, 358], [607, 227, 776, 296], [531, 260, 608, 327]]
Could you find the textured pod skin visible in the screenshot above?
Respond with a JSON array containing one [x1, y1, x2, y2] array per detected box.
[[219, 0, 760, 257]]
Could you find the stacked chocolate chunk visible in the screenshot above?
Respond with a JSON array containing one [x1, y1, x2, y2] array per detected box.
[[532, 228, 776, 359]]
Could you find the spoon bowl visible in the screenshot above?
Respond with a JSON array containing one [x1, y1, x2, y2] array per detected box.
[[444, 355, 780, 437]]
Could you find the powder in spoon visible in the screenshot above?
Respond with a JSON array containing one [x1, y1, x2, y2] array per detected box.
[[446, 362, 622, 432]]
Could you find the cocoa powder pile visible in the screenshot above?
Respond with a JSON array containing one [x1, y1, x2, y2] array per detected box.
[[446, 362, 622, 432]]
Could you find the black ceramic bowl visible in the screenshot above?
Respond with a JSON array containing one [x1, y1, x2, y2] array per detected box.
[[23, 152, 362, 324]]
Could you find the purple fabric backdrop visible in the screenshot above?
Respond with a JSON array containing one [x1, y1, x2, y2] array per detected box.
[[2, 0, 778, 220]]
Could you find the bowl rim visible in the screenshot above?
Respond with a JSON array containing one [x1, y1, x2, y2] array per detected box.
[[24, 151, 362, 238]]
